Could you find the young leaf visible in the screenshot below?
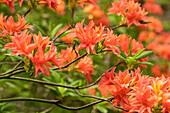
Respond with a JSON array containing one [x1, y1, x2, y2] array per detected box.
[[135, 51, 154, 60], [50, 24, 63, 38], [114, 52, 127, 61], [133, 49, 145, 58], [128, 37, 132, 56], [116, 45, 127, 59], [136, 62, 154, 65]]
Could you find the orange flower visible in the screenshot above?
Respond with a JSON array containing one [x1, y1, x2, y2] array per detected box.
[[39, 0, 58, 12], [108, 1, 128, 16], [0, 0, 16, 13], [143, 2, 163, 15], [73, 20, 104, 54], [30, 41, 60, 77], [57, 47, 78, 66], [110, 81, 130, 107], [130, 87, 157, 113], [99, 67, 115, 88], [138, 31, 156, 42], [0, 13, 6, 31], [75, 56, 94, 83], [126, 1, 148, 27], [3, 30, 37, 57], [3, 14, 33, 35]]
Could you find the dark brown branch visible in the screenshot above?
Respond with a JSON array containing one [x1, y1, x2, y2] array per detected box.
[[71, 8, 75, 27], [0, 76, 77, 89], [56, 100, 104, 110], [108, 24, 127, 30], [0, 98, 59, 104], [52, 26, 71, 42], [23, 9, 31, 17], [75, 89, 110, 101], [0, 67, 24, 76], [53, 52, 88, 70]]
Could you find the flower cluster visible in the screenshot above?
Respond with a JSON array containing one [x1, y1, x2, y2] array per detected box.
[[98, 68, 170, 113], [0, 0, 65, 14], [0, 14, 33, 37], [108, 0, 148, 27]]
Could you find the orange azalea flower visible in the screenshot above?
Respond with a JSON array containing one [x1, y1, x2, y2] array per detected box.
[[99, 67, 115, 88], [56, 0, 65, 15], [73, 20, 104, 54], [126, 1, 148, 27], [103, 29, 119, 51], [145, 16, 163, 33], [3, 14, 33, 35], [138, 30, 156, 42], [130, 87, 157, 113], [150, 76, 169, 103], [143, 2, 163, 15], [110, 81, 130, 107], [75, 56, 94, 83], [114, 69, 132, 86], [108, 0, 128, 16], [78, 0, 97, 8], [30, 41, 60, 77], [0, 0, 16, 13], [162, 93, 170, 113], [0, 13, 6, 31], [151, 64, 170, 78], [33, 31, 50, 51], [3, 30, 37, 57], [57, 47, 78, 66], [39, 0, 58, 12]]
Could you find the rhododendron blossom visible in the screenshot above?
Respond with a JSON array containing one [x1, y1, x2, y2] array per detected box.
[[0, 14, 33, 36], [70, 20, 104, 54]]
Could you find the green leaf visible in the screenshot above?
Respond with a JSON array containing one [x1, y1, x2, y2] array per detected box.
[[135, 51, 154, 60], [136, 62, 154, 65], [133, 49, 145, 58], [116, 45, 127, 59], [97, 105, 108, 113], [58, 30, 73, 38], [50, 24, 63, 38], [128, 38, 132, 56], [0, 39, 6, 45], [114, 52, 127, 61]]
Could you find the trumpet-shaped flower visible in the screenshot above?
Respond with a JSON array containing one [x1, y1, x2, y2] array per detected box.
[[73, 20, 104, 54], [3, 14, 33, 35], [4, 30, 37, 57], [75, 56, 94, 83]]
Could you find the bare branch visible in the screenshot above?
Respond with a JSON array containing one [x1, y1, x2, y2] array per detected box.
[[56, 100, 104, 110], [0, 98, 60, 104]]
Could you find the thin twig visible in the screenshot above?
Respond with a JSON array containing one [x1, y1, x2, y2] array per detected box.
[[0, 76, 77, 89], [53, 52, 88, 70], [0, 98, 60, 104], [41, 105, 56, 113], [56, 100, 104, 110], [23, 9, 31, 17], [0, 67, 24, 76], [108, 24, 127, 30], [71, 8, 75, 27], [74, 89, 109, 101]]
